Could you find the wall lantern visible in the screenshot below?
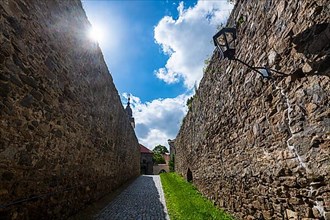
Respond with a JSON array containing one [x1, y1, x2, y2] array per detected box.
[[213, 27, 236, 60], [213, 27, 284, 79]]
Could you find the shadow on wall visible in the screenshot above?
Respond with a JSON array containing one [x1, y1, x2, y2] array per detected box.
[[95, 176, 168, 220], [292, 22, 330, 77]]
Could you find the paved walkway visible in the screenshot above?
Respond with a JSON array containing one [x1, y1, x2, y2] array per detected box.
[[94, 175, 170, 220]]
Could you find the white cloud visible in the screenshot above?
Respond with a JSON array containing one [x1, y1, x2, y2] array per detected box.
[[154, 0, 233, 89], [155, 67, 180, 84], [122, 93, 189, 150]]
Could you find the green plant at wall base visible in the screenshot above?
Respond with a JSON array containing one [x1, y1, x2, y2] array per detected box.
[[160, 173, 234, 220]]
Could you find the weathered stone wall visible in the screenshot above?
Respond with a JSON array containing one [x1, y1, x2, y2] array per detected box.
[[175, 0, 329, 219], [0, 0, 140, 219]]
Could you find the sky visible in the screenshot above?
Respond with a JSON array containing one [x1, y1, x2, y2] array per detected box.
[[82, 0, 233, 149]]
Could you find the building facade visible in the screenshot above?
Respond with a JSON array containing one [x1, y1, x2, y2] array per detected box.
[[140, 144, 153, 175]]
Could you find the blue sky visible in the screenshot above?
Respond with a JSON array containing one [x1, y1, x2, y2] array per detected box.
[[82, 0, 233, 149]]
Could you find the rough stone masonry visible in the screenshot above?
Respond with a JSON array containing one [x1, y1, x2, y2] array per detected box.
[[175, 0, 329, 219], [0, 0, 140, 219]]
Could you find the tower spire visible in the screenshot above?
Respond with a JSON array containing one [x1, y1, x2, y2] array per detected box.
[[127, 93, 131, 106], [124, 93, 135, 128]]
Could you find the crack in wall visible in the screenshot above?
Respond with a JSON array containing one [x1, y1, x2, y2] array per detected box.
[[272, 82, 309, 171], [308, 182, 326, 218], [273, 82, 326, 218]]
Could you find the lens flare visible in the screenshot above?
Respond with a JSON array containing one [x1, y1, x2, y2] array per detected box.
[[88, 25, 105, 43]]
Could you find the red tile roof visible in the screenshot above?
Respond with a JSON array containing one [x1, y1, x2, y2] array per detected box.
[[140, 144, 153, 154]]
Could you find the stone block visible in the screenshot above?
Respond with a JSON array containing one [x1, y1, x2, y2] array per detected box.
[[0, 82, 11, 97], [324, 212, 330, 220], [19, 94, 34, 107], [19, 74, 38, 88], [312, 207, 322, 219], [286, 209, 298, 219]]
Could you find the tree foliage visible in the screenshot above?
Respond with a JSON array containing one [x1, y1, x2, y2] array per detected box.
[[152, 145, 168, 164], [152, 145, 169, 155], [153, 154, 166, 164]]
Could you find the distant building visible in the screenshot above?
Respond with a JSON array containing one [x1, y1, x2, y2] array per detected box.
[[153, 152, 170, 174], [125, 95, 135, 128], [140, 144, 153, 175], [163, 153, 170, 164]]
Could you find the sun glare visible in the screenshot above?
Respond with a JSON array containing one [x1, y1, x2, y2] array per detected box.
[[88, 25, 105, 43], [86, 19, 120, 51]]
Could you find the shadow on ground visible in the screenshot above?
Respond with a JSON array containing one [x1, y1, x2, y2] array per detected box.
[[94, 175, 168, 220]]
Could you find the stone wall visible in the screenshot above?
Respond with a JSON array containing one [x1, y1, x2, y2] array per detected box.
[[0, 0, 140, 219], [153, 164, 170, 175], [175, 0, 329, 219]]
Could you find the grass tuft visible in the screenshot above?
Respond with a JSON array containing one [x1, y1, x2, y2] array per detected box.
[[160, 173, 234, 220]]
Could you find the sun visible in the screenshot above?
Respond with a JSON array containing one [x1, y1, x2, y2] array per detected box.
[[88, 24, 105, 43]]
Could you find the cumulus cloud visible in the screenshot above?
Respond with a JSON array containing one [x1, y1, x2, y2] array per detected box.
[[122, 93, 189, 149], [154, 1, 233, 89]]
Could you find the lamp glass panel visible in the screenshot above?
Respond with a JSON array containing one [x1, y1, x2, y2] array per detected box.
[[258, 68, 270, 78], [220, 45, 227, 52], [228, 40, 235, 49], [225, 32, 234, 43], [217, 35, 227, 46]]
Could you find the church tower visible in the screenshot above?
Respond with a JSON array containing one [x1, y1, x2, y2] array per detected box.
[[125, 94, 135, 129]]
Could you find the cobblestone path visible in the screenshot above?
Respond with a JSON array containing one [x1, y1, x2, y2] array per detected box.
[[95, 175, 170, 220]]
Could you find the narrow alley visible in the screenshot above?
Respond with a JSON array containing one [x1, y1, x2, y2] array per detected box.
[[94, 175, 169, 220]]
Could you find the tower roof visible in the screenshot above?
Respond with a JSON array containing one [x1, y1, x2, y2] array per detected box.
[[125, 95, 132, 117], [124, 94, 135, 128]]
